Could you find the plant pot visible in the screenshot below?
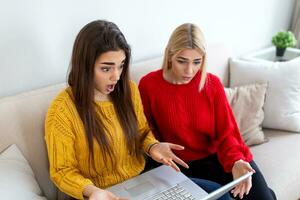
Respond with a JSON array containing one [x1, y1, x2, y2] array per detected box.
[[276, 47, 286, 57]]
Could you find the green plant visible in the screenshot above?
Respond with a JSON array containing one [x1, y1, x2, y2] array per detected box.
[[272, 31, 297, 49]]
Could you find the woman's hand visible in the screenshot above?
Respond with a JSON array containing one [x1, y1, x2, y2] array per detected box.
[[84, 185, 128, 200], [89, 190, 127, 200], [231, 159, 256, 199], [149, 142, 189, 171]]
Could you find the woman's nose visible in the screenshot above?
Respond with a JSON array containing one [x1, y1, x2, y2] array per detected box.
[[110, 68, 120, 81], [185, 64, 193, 74]]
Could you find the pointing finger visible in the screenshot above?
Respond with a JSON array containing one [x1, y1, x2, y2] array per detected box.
[[168, 143, 185, 150], [172, 155, 189, 169], [169, 160, 181, 172]]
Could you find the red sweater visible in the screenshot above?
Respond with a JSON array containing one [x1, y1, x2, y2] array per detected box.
[[138, 69, 253, 172]]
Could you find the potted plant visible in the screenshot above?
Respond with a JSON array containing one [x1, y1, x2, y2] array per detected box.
[[272, 31, 297, 57]]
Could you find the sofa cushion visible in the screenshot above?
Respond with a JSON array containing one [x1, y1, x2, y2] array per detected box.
[[251, 129, 300, 200], [0, 144, 46, 199], [0, 83, 66, 200], [130, 57, 162, 84], [229, 58, 300, 132], [225, 83, 268, 146]]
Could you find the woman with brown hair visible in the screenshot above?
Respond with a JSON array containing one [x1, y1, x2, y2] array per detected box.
[[44, 20, 189, 200]]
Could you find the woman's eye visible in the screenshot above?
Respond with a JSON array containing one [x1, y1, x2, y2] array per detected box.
[[177, 60, 186, 64], [119, 64, 124, 69], [193, 61, 201, 65], [101, 67, 110, 72]]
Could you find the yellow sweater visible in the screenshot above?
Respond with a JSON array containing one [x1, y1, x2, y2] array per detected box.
[[45, 81, 158, 199]]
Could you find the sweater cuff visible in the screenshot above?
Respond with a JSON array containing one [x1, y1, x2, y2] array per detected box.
[[142, 133, 159, 154], [146, 142, 160, 156], [73, 179, 94, 200]]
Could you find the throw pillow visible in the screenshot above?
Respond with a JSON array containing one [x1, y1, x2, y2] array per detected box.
[[0, 144, 46, 200], [230, 58, 300, 132], [225, 83, 268, 146]]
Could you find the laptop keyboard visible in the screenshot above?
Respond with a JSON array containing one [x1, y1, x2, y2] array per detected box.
[[152, 184, 196, 200]]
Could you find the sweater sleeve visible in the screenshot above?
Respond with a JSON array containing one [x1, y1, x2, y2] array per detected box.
[[130, 81, 159, 153], [45, 100, 93, 200], [138, 77, 161, 140], [211, 76, 253, 172]]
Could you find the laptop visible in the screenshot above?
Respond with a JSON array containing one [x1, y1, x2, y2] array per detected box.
[[107, 165, 253, 200]]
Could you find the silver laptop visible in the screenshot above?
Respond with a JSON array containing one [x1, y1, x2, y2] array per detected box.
[[107, 165, 253, 200]]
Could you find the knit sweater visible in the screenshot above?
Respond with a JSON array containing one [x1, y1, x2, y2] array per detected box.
[[138, 69, 252, 173], [45, 81, 158, 199]]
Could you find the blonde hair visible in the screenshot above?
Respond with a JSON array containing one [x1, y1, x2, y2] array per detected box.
[[162, 23, 207, 91]]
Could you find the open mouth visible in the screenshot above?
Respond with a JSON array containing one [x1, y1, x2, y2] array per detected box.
[[106, 84, 115, 93]]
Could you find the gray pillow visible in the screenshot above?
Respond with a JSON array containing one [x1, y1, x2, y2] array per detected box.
[[0, 144, 46, 200], [225, 83, 268, 146]]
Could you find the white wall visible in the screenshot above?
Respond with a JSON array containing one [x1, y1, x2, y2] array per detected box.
[[0, 0, 295, 97]]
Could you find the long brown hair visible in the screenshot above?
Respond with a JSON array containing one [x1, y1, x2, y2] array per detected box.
[[68, 20, 146, 168]]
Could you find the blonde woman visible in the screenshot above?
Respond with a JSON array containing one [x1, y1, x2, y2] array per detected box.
[[139, 23, 276, 200]]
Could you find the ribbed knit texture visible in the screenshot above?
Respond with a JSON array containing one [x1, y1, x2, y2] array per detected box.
[[45, 81, 158, 199], [139, 69, 252, 173]]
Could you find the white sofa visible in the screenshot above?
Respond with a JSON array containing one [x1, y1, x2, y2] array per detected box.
[[0, 44, 299, 200]]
